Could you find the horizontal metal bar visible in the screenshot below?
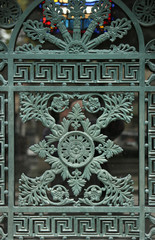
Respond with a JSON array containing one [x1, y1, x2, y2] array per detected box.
[[0, 207, 9, 212], [1, 86, 155, 92], [13, 206, 140, 213], [8, 86, 143, 92], [0, 52, 154, 60], [144, 207, 155, 213]]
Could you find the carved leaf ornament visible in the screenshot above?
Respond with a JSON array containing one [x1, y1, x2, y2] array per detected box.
[[20, 0, 134, 54], [19, 93, 135, 206]]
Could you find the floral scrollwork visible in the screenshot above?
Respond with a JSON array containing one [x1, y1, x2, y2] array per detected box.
[[43, 2, 65, 26], [19, 92, 135, 206], [90, 0, 111, 25], [79, 170, 134, 206], [16, 43, 42, 54], [0, 60, 8, 86], [0, 214, 7, 240], [145, 40, 155, 86], [21, 0, 133, 53], [146, 60, 155, 86], [145, 214, 155, 240], [110, 44, 136, 53]]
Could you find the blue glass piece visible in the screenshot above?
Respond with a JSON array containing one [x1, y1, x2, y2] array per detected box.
[[84, 19, 91, 29], [94, 29, 100, 34], [65, 20, 69, 28], [85, 0, 98, 5], [86, 0, 98, 2], [69, 19, 74, 29]]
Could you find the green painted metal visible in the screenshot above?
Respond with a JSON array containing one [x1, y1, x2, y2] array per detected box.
[[18, 92, 134, 206], [0, 0, 22, 29], [0, 0, 155, 239], [132, 0, 155, 27]]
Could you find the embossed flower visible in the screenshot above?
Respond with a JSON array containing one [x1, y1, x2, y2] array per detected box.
[[85, 186, 102, 202], [59, 134, 92, 165], [51, 97, 69, 112], [83, 97, 101, 113], [51, 186, 68, 201]]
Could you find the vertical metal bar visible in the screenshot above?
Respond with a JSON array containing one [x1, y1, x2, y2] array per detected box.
[[139, 57, 146, 239], [7, 56, 14, 240]]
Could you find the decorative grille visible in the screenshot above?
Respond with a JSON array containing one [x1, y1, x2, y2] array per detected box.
[[0, 0, 155, 239]]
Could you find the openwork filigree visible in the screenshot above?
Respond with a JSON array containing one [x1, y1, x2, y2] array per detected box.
[[0, 41, 7, 53], [146, 39, 155, 52], [0, 214, 7, 239], [145, 39, 155, 85], [19, 92, 135, 206], [0, 60, 7, 86], [20, 0, 132, 54], [0, 0, 22, 29], [146, 60, 155, 86], [132, 0, 155, 26], [145, 214, 155, 240]]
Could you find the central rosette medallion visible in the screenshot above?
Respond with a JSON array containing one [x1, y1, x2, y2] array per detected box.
[[58, 131, 95, 168]]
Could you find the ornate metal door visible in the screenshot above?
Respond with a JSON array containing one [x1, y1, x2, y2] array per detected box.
[[0, 0, 155, 239]]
